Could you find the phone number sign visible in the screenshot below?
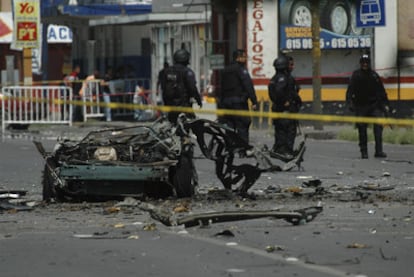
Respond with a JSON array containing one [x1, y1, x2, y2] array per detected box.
[[280, 26, 372, 50], [13, 0, 40, 48]]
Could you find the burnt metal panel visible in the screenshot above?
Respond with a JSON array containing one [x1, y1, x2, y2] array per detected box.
[[59, 162, 174, 181]]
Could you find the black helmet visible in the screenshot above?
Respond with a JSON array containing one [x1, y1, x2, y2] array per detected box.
[[233, 49, 247, 62], [273, 55, 289, 70], [173, 49, 190, 65], [359, 54, 370, 63]]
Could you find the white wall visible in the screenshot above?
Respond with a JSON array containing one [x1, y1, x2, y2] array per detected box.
[[374, 0, 398, 78], [121, 25, 151, 55]]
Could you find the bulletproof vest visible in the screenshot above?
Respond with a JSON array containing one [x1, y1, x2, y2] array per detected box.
[[163, 66, 187, 101], [353, 70, 379, 105], [221, 64, 244, 98]]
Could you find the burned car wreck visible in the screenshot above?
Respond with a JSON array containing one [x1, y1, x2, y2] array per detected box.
[[34, 115, 306, 202]]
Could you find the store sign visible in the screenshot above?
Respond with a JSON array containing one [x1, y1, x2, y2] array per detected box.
[[279, 0, 373, 50], [0, 12, 13, 43], [247, 0, 278, 79], [13, 0, 40, 48], [280, 26, 372, 50], [47, 25, 73, 43], [0, 13, 72, 44], [209, 54, 224, 70]]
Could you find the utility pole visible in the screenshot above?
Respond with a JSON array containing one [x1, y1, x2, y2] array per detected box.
[[202, 2, 209, 94], [23, 48, 33, 85], [311, 1, 323, 130]]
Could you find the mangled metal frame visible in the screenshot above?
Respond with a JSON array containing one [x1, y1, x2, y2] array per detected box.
[[142, 203, 322, 228], [186, 119, 306, 194], [34, 115, 305, 202]]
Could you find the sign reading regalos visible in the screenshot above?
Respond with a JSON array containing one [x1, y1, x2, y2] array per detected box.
[[247, 0, 278, 80], [13, 0, 40, 48], [250, 0, 265, 78], [279, 0, 373, 50]]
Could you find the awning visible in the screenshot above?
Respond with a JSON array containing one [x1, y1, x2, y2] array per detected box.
[[42, 2, 152, 18], [89, 12, 208, 26], [59, 3, 152, 16]]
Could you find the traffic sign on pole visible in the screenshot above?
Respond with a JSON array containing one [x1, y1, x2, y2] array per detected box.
[[356, 0, 386, 27]]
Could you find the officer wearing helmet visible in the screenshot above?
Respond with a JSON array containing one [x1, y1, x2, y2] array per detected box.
[[219, 49, 258, 145], [161, 49, 202, 123], [346, 53, 390, 159], [268, 54, 302, 158]]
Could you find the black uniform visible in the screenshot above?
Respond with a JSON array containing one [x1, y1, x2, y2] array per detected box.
[[268, 70, 302, 155], [161, 63, 202, 124], [219, 62, 258, 144], [346, 65, 389, 158]]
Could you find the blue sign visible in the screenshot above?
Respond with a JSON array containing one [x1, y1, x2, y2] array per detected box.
[[278, 0, 373, 50], [356, 0, 386, 27]]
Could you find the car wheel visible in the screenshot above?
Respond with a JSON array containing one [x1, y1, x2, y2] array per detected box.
[[289, 0, 312, 27], [42, 164, 56, 202], [349, 3, 365, 35], [322, 0, 350, 35], [173, 144, 196, 198]]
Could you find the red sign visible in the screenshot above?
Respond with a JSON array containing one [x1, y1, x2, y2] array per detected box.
[[17, 21, 37, 41], [0, 18, 12, 37], [13, 0, 40, 48]]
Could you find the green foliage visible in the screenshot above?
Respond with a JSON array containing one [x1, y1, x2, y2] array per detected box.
[[337, 126, 414, 145]]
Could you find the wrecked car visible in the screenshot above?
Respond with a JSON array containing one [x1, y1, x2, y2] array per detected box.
[[34, 115, 306, 202]]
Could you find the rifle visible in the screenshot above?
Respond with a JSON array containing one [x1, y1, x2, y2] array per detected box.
[[383, 105, 397, 129]]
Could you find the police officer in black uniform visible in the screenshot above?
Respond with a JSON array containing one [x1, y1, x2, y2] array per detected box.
[[268, 54, 302, 158], [162, 49, 202, 124], [219, 49, 258, 144], [346, 54, 390, 159]]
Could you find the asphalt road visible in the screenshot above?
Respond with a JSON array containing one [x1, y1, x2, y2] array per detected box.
[[1, 124, 413, 277]]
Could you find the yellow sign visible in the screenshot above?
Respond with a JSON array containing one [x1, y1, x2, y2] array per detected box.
[[12, 0, 40, 48]]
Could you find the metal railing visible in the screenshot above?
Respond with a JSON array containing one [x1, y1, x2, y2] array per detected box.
[[1, 86, 72, 132]]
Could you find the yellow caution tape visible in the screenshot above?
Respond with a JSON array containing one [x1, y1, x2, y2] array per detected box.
[[3, 95, 414, 127]]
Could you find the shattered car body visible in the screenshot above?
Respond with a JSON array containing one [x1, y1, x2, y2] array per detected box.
[[35, 117, 197, 202], [34, 116, 306, 202]]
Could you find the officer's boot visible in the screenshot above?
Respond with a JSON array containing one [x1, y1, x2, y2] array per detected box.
[[360, 147, 368, 159], [374, 124, 386, 158]]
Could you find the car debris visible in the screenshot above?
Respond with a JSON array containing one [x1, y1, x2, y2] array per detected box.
[[34, 115, 306, 202], [143, 203, 322, 228], [0, 190, 34, 212], [0, 200, 34, 211], [358, 183, 396, 191]]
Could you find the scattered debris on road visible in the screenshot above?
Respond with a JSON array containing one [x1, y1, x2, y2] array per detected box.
[[0, 190, 35, 211]]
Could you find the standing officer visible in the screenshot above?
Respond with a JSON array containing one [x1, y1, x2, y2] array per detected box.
[[161, 49, 202, 124], [219, 49, 258, 145], [346, 54, 390, 159], [156, 61, 169, 104], [268, 54, 302, 158]]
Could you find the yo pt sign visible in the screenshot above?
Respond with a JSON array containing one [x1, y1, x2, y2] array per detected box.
[[13, 0, 40, 48]]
